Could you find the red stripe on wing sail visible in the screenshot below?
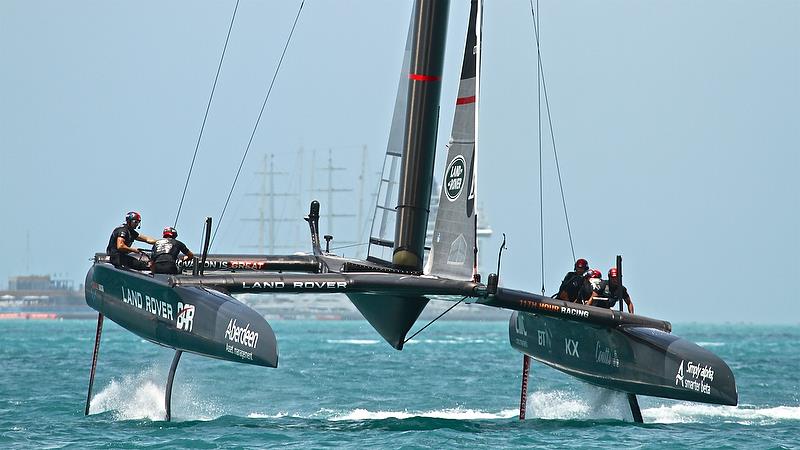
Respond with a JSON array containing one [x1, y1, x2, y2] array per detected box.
[[409, 73, 441, 82], [456, 95, 476, 105]]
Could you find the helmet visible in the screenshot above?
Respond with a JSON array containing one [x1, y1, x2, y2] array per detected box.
[[591, 269, 602, 279], [125, 211, 141, 228], [575, 258, 589, 270], [163, 227, 177, 238], [608, 268, 619, 278]]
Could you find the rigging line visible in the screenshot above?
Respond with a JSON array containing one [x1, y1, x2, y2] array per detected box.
[[174, 0, 241, 229], [542, 68, 575, 262], [528, 0, 576, 263], [403, 297, 466, 345], [210, 0, 306, 249], [534, 0, 545, 295]]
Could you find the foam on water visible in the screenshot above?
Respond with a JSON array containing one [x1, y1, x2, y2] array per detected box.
[[89, 377, 166, 421], [526, 387, 632, 421], [644, 403, 800, 425], [88, 365, 223, 421], [525, 387, 800, 425]]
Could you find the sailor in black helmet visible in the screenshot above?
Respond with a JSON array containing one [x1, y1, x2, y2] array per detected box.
[[106, 211, 157, 270], [151, 227, 195, 275], [557, 258, 593, 304]]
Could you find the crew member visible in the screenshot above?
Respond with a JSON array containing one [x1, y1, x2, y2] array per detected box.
[[106, 211, 157, 270], [588, 269, 603, 295], [151, 227, 194, 275], [598, 267, 635, 314], [558, 258, 593, 304], [587, 268, 613, 309]]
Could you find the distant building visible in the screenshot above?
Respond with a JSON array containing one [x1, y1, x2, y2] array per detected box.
[[8, 275, 74, 291], [0, 275, 93, 320]]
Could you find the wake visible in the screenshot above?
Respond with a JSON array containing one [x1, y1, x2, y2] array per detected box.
[[644, 403, 800, 425], [525, 387, 800, 425], [87, 370, 799, 426], [87, 365, 221, 421]]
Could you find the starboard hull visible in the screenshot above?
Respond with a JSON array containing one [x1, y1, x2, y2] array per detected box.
[[510, 311, 737, 406], [85, 264, 278, 368]]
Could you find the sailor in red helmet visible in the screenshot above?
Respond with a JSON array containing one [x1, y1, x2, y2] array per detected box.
[[588, 269, 603, 296], [596, 267, 635, 314], [106, 211, 157, 270], [557, 258, 594, 304], [151, 227, 195, 275]]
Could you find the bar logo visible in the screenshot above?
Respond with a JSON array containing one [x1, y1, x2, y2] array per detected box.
[[176, 302, 195, 332]]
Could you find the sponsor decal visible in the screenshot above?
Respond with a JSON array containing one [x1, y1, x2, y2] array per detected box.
[[595, 342, 620, 367], [225, 319, 259, 349], [516, 299, 590, 320], [565, 338, 580, 358], [229, 261, 268, 270], [292, 281, 347, 289], [537, 329, 552, 350], [444, 155, 466, 201], [675, 360, 714, 395], [242, 281, 286, 289], [512, 313, 528, 348], [224, 319, 259, 361], [178, 259, 269, 270], [515, 314, 527, 337], [178, 259, 230, 270], [226, 344, 253, 361], [241, 281, 348, 290], [518, 299, 560, 314], [88, 282, 105, 303], [120, 286, 173, 320], [560, 306, 589, 319], [465, 148, 475, 217], [176, 302, 195, 332], [512, 314, 529, 348]]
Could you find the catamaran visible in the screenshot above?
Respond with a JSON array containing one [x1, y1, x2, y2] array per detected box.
[[84, 0, 737, 423]]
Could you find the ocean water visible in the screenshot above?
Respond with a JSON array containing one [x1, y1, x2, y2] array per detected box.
[[1, 319, 798, 449]]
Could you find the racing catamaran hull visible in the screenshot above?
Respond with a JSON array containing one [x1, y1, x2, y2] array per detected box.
[[510, 311, 737, 406], [86, 263, 278, 368]]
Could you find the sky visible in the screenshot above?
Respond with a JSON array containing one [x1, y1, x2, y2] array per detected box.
[[0, 1, 797, 323]]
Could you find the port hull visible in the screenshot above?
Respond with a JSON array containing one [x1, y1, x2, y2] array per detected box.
[[85, 264, 278, 368]]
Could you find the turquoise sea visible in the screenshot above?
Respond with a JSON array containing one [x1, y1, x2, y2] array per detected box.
[[1, 319, 798, 449]]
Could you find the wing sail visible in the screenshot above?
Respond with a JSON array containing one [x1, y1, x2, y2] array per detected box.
[[366, 15, 414, 265], [424, 0, 481, 280]]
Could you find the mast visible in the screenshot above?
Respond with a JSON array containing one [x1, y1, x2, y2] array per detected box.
[[393, 0, 451, 270], [314, 149, 354, 243], [242, 153, 295, 254]]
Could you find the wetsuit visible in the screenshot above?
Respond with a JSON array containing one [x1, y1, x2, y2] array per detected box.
[[106, 225, 148, 270], [151, 238, 190, 274], [558, 271, 593, 303]]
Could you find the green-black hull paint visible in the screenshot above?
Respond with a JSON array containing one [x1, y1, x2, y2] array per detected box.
[[85, 264, 278, 368], [509, 311, 737, 406]]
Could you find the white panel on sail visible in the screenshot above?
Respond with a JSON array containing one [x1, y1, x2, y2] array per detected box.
[[423, 0, 481, 280]]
